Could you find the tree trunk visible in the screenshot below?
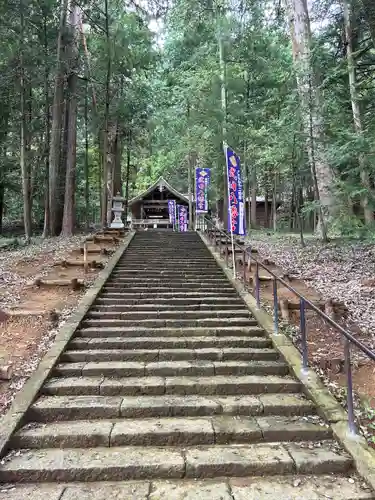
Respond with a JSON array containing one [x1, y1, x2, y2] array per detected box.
[[188, 152, 196, 230], [101, 0, 111, 228], [106, 123, 118, 225], [0, 182, 4, 234], [264, 191, 269, 228], [361, 0, 375, 47], [288, 0, 335, 235], [113, 125, 122, 196], [124, 132, 131, 224], [217, 11, 228, 230], [272, 175, 277, 231], [250, 166, 257, 228], [42, 14, 50, 238], [20, 0, 32, 243], [84, 79, 90, 230], [48, 0, 68, 236], [344, 0, 374, 225], [61, 4, 80, 236]]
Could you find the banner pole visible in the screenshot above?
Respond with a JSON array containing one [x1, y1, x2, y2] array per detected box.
[[224, 144, 237, 277]]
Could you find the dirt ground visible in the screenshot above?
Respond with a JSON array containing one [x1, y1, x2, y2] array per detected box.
[[0, 233, 121, 416]]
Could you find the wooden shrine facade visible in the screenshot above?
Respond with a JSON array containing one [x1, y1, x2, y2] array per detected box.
[[128, 177, 190, 229]]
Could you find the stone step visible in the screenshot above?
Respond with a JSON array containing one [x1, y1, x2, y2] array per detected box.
[[13, 415, 331, 449], [112, 270, 225, 275], [76, 326, 266, 338], [0, 442, 352, 482], [69, 335, 272, 350], [53, 360, 289, 378], [32, 393, 312, 420], [99, 291, 239, 299], [2, 476, 371, 500], [42, 376, 301, 398], [103, 283, 238, 297], [105, 279, 230, 285], [82, 318, 257, 329], [95, 297, 245, 306], [114, 266, 222, 271], [92, 303, 246, 311], [61, 347, 279, 363], [85, 310, 251, 320], [103, 285, 236, 292]]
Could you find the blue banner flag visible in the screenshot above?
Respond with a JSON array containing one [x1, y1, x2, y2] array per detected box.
[[195, 168, 211, 214], [225, 145, 246, 236], [168, 200, 176, 226], [177, 205, 188, 232]]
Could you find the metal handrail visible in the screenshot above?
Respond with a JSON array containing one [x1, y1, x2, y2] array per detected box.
[[203, 217, 375, 435]]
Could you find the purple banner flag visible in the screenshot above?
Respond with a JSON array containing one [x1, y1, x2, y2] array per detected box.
[[225, 145, 246, 236], [177, 205, 188, 232], [168, 199, 176, 226], [195, 168, 210, 214]]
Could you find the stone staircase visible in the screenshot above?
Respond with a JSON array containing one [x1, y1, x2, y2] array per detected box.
[[0, 232, 372, 499]]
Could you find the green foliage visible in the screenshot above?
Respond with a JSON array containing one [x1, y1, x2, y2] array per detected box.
[[1, 0, 375, 236]]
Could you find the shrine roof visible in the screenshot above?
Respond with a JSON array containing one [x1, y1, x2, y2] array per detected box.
[[128, 177, 189, 205]]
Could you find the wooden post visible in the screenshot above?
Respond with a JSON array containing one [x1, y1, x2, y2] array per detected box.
[[279, 299, 291, 321], [83, 241, 88, 274]]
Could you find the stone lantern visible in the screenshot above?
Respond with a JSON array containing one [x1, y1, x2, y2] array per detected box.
[[110, 192, 125, 229]]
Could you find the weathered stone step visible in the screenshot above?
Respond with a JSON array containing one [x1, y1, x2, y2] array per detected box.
[[112, 269, 224, 275], [85, 310, 251, 320], [95, 297, 244, 305], [92, 303, 246, 311], [43, 376, 301, 398], [70, 335, 272, 350], [76, 326, 265, 338], [61, 347, 279, 363], [105, 279, 229, 286], [82, 318, 257, 329], [103, 285, 236, 292], [99, 291, 239, 299], [32, 393, 311, 420], [13, 415, 331, 449], [113, 268, 220, 277], [3, 476, 371, 500], [54, 360, 289, 378], [0, 442, 352, 482]]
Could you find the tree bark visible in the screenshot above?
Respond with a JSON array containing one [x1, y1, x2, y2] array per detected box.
[[361, 0, 375, 47], [288, 0, 335, 235], [217, 10, 228, 230], [0, 183, 4, 234], [42, 13, 51, 238], [250, 166, 257, 228], [20, 0, 32, 243], [48, 0, 68, 236], [124, 132, 131, 224], [84, 79, 90, 230], [61, 4, 80, 236], [113, 123, 122, 195], [264, 190, 269, 228], [344, 0, 374, 224], [101, 0, 111, 228]]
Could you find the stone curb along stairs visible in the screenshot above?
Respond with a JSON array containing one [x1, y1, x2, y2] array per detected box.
[[0, 231, 373, 499]]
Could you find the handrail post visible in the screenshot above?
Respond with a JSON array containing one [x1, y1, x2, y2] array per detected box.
[[225, 236, 229, 266], [273, 277, 279, 334], [255, 261, 260, 308], [344, 337, 356, 435], [299, 298, 308, 373], [242, 249, 246, 284]]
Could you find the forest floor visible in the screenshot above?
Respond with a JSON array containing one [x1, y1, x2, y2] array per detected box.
[[0, 233, 121, 416], [245, 230, 375, 444]]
